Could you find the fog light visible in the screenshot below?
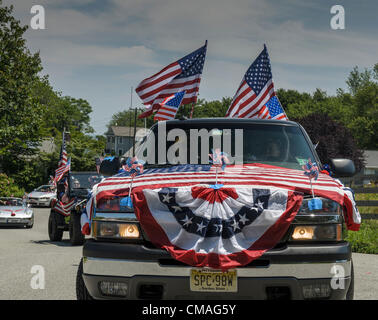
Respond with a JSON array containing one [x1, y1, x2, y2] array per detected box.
[[302, 284, 331, 299], [99, 281, 128, 297]]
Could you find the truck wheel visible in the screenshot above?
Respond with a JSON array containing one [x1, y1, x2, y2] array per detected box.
[[48, 210, 64, 241], [69, 212, 85, 246], [346, 261, 354, 300], [76, 258, 93, 300]]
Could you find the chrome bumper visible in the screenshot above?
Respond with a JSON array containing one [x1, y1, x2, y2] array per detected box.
[[83, 257, 351, 279]]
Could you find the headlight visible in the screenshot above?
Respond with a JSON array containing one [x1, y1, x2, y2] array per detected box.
[[290, 197, 343, 241], [291, 224, 342, 241], [93, 221, 141, 240]]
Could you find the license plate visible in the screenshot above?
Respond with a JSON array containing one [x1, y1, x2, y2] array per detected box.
[[190, 269, 237, 292], [8, 219, 21, 223]]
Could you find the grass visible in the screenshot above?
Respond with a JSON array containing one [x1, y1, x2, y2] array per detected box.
[[346, 219, 378, 254], [355, 192, 378, 214]]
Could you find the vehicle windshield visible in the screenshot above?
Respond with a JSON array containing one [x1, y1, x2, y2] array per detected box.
[[70, 173, 104, 189], [137, 122, 317, 171], [0, 198, 23, 207], [35, 185, 54, 192]]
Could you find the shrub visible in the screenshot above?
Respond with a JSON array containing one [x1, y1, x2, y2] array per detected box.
[[0, 173, 25, 198], [346, 219, 378, 254], [292, 113, 365, 172]]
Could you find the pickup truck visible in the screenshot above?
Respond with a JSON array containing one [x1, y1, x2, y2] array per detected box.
[[76, 118, 357, 300]]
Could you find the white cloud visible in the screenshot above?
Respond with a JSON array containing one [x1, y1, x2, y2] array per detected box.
[[35, 40, 159, 68]]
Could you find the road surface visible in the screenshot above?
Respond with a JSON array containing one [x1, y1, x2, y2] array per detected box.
[[0, 208, 377, 300]]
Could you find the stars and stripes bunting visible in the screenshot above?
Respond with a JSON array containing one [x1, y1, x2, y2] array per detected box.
[[81, 163, 360, 268], [136, 42, 207, 119], [94, 164, 361, 232]]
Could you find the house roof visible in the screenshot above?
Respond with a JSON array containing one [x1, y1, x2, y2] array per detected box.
[[107, 126, 146, 137], [364, 150, 378, 169], [40, 138, 56, 153]]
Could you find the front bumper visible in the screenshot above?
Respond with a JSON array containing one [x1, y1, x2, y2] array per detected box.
[[82, 240, 352, 300], [28, 198, 52, 207], [0, 217, 33, 226]]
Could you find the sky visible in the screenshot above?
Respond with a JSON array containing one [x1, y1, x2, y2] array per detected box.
[[4, 0, 378, 135]]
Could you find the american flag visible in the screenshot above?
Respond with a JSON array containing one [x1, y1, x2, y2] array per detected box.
[[136, 42, 207, 119], [88, 164, 361, 268], [54, 198, 75, 216], [257, 96, 288, 121], [58, 132, 68, 167], [226, 44, 277, 119], [81, 192, 94, 235], [54, 131, 69, 184], [154, 91, 186, 121], [55, 158, 71, 183]]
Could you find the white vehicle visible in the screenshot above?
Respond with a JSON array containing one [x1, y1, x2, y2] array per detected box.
[[27, 185, 56, 207], [0, 197, 34, 228]]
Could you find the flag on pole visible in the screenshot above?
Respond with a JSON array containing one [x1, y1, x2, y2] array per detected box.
[[55, 158, 71, 183], [58, 131, 68, 167], [226, 44, 279, 119], [257, 96, 288, 120], [54, 132, 69, 184], [154, 91, 186, 121], [136, 42, 207, 119]]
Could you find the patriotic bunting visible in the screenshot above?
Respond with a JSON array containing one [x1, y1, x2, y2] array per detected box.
[[82, 163, 361, 269]]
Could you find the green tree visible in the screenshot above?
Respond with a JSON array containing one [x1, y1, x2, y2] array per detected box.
[[293, 113, 365, 172], [0, 1, 44, 173]]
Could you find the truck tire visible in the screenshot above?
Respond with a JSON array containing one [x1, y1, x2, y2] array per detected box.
[[48, 210, 64, 241], [76, 258, 93, 300], [69, 212, 85, 246], [346, 260, 354, 300]]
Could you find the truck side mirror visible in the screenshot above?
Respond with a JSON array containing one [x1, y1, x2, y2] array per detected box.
[[329, 159, 355, 177], [99, 157, 120, 176]]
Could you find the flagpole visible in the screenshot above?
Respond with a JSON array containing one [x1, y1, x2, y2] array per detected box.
[[189, 102, 195, 119], [133, 107, 137, 157]]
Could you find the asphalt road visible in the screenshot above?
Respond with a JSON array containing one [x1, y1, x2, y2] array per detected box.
[[0, 208, 377, 300]]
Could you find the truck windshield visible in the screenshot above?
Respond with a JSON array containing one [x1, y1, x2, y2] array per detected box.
[[241, 125, 316, 169], [137, 123, 317, 171]]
